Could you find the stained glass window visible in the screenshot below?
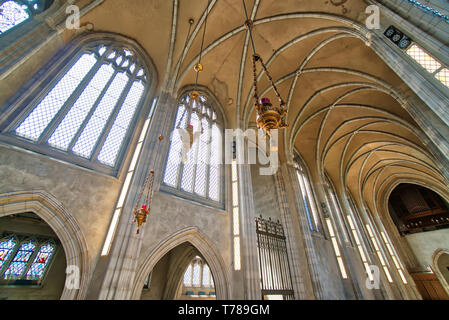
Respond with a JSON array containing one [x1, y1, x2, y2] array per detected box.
[[5, 42, 148, 173], [162, 93, 222, 203], [26, 242, 55, 280], [0, 234, 57, 283], [3, 240, 35, 280], [0, 0, 52, 35], [0, 237, 16, 270]]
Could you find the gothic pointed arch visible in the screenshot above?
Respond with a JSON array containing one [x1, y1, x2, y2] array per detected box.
[[160, 85, 226, 207], [0, 190, 89, 300], [131, 227, 230, 300]]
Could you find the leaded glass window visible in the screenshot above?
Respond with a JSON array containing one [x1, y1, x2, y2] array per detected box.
[[162, 93, 223, 204], [406, 44, 449, 88], [183, 264, 193, 286], [182, 257, 214, 288], [0, 234, 56, 283], [0, 0, 53, 35], [192, 260, 201, 287], [1, 42, 150, 174]]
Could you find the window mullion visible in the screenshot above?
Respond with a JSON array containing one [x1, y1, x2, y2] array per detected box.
[[38, 60, 103, 144], [22, 241, 40, 278], [91, 76, 134, 162], [177, 107, 192, 190], [432, 65, 444, 76], [205, 119, 212, 198], [190, 128, 199, 193], [0, 238, 19, 278], [66, 68, 120, 152]]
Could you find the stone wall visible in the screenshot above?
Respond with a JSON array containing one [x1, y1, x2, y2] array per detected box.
[[405, 229, 449, 268], [0, 145, 122, 291]]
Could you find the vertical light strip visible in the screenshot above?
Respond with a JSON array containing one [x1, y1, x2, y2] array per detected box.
[[296, 170, 316, 231], [101, 107, 154, 256], [232, 159, 241, 271], [366, 224, 393, 283], [380, 231, 408, 284], [329, 190, 349, 243], [346, 215, 373, 281], [325, 218, 348, 279], [303, 174, 320, 231]]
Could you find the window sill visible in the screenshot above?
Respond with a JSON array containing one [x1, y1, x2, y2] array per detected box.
[[0, 279, 43, 288], [159, 184, 226, 212]]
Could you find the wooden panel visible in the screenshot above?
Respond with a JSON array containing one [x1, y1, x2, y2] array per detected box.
[[411, 272, 449, 300]]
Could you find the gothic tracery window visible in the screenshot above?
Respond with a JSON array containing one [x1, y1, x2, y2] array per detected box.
[[0, 42, 150, 174], [0, 234, 56, 283], [162, 93, 223, 204], [0, 0, 53, 35], [182, 257, 214, 289]]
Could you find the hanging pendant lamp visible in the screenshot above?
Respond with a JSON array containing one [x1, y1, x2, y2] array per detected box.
[[133, 136, 163, 234], [242, 0, 288, 136]]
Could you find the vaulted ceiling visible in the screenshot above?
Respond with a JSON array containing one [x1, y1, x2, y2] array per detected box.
[[68, 0, 449, 214]]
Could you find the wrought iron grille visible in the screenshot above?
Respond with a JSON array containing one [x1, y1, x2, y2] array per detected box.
[[255, 216, 295, 300]]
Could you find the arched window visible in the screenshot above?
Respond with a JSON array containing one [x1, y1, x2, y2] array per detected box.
[[324, 174, 351, 244], [182, 256, 215, 288], [294, 156, 320, 232], [162, 92, 223, 205], [0, 41, 151, 175], [0, 234, 56, 283], [0, 0, 53, 35]]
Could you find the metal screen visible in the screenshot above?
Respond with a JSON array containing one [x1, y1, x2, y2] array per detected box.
[[255, 216, 295, 300]]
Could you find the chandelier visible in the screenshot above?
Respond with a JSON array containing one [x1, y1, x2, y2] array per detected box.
[[173, 1, 210, 158], [133, 136, 163, 234], [242, 0, 288, 136], [190, 0, 210, 102]]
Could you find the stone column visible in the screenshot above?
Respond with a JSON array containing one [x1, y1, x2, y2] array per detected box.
[[284, 160, 325, 299], [337, 191, 394, 300], [237, 160, 262, 299], [273, 163, 308, 299], [98, 92, 176, 299], [314, 180, 368, 299]]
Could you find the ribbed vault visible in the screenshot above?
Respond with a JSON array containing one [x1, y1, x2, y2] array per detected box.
[[75, 0, 448, 218]]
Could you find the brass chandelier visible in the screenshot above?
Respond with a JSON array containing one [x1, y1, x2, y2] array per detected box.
[[133, 136, 163, 234], [242, 0, 288, 136]]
